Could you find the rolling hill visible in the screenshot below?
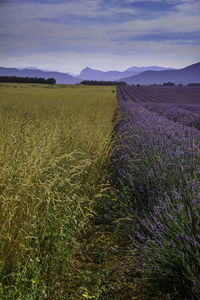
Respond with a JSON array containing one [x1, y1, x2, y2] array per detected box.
[[120, 62, 200, 85], [0, 67, 82, 84]]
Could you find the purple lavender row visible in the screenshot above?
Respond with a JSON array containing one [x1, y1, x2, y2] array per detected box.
[[118, 85, 200, 104], [112, 101, 200, 207], [111, 88, 200, 297], [144, 103, 200, 129]]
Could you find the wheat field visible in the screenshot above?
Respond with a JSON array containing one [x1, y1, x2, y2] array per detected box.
[[0, 83, 116, 299]]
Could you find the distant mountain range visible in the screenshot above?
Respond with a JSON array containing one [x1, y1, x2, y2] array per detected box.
[[78, 66, 172, 81], [0, 65, 173, 84], [120, 62, 200, 85], [0, 63, 199, 84]]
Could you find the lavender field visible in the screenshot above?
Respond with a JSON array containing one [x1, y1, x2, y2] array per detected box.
[[110, 86, 200, 299]]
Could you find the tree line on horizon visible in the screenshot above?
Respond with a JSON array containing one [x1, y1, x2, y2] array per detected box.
[[80, 80, 126, 86], [0, 76, 56, 84]]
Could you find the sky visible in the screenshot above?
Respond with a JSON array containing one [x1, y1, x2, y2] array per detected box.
[[0, 0, 200, 74]]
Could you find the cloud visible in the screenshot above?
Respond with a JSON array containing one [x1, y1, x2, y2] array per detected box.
[[0, 0, 138, 22], [0, 0, 199, 71]]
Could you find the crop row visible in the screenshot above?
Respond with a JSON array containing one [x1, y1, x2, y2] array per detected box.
[[112, 86, 200, 298], [117, 85, 200, 104], [117, 86, 200, 130]]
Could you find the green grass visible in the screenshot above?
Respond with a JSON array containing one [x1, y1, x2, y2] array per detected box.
[[0, 83, 116, 299]]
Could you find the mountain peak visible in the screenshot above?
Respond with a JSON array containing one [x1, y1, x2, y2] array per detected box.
[[84, 66, 93, 70], [79, 67, 100, 78]]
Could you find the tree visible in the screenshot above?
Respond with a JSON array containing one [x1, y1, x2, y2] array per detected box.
[[0, 76, 56, 84], [163, 82, 175, 86]]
